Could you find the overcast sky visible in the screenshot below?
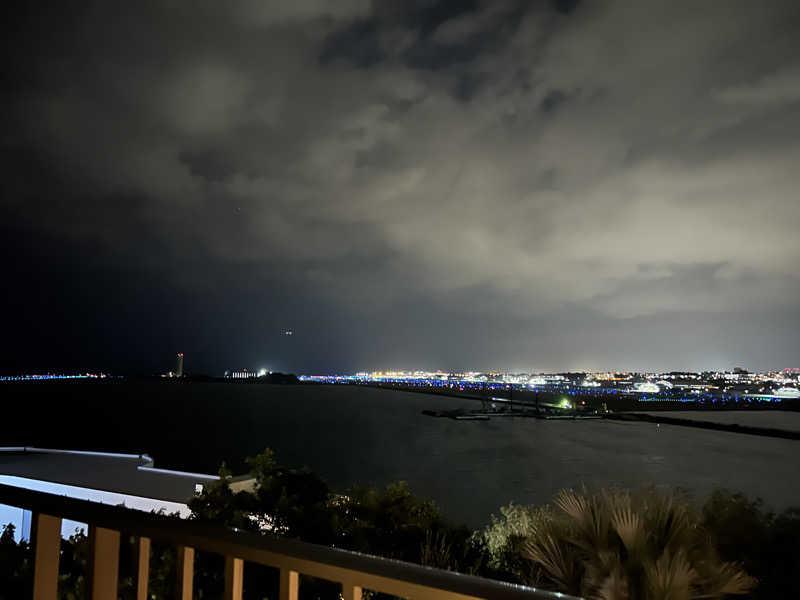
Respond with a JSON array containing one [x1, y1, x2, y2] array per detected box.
[[2, 1, 799, 375]]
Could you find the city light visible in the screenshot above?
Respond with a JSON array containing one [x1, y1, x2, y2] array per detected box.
[[296, 368, 799, 405], [0, 373, 110, 382]]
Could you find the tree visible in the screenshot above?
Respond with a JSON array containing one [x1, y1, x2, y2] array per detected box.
[[702, 490, 800, 599], [333, 481, 445, 561], [188, 449, 483, 596], [0, 524, 32, 600], [245, 448, 336, 543]]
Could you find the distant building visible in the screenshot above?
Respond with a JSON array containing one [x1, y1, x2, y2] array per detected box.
[[773, 386, 800, 398], [176, 353, 184, 378], [527, 375, 565, 387], [634, 382, 661, 393], [225, 370, 258, 379]]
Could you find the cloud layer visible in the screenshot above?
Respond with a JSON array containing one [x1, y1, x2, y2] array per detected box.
[[2, 0, 800, 373]]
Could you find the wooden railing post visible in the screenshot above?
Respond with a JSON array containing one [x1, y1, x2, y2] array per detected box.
[[280, 568, 299, 600], [176, 545, 195, 600], [341, 580, 363, 600], [135, 536, 151, 600], [224, 556, 244, 600], [31, 512, 62, 600], [88, 525, 120, 600]]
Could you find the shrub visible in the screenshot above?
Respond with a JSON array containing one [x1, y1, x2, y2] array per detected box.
[[518, 487, 755, 599], [702, 489, 800, 599], [474, 502, 552, 584]]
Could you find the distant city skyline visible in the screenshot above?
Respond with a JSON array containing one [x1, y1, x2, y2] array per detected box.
[[6, 364, 800, 380]]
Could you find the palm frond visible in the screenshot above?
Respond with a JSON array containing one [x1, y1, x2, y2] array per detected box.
[[643, 550, 695, 600], [591, 566, 630, 600], [611, 504, 644, 555], [693, 561, 756, 598], [555, 489, 591, 521], [523, 533, 581, 593]]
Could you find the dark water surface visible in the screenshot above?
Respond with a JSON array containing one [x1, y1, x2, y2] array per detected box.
[[3, 381, 798, 526]]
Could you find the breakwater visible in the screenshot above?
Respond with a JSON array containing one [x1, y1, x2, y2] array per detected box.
[[608, 412, 800, 440]]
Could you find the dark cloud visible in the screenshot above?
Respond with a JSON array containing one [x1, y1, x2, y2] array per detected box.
[[2, 0, 800, 374], [179, 150, 237, 182], [552, 0, 581, 15], [321, 0, 527, 73], [453, 72, 488, 101], [320, 19, 387, 68], [540, 89, 567, 112]]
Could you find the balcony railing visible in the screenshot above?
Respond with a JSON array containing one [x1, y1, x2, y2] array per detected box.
[[0, 482, 577, 600]]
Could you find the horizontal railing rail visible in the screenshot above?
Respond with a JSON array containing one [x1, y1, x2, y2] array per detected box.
[[0, 482, 578, 600]]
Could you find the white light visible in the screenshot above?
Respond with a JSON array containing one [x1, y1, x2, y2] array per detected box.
[[634, 382, 661, 393]]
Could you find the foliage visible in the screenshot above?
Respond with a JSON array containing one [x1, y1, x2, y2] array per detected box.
[[333, 481, 444, 560], [190, 449, 480, 570], [187, 453, 800, 598], [188, 450, 484, 597], [474, 502, 553, 584], [702, 490, 800, 599], [57, 529, 90, 599], [490, 487, 756, 599], [189, 462, 257, 532], [246, 449, 336, 543], [0, 524, 32, 600], [0, 524, 92, 600]]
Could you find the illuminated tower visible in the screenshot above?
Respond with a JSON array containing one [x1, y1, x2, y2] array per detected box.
[[176, 353, 184, 378]]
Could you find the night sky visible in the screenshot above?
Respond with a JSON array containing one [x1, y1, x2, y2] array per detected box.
[[2, 1, 799, 375]]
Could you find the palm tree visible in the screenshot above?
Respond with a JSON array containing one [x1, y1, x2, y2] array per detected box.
[[521, 487, 755, 599]]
